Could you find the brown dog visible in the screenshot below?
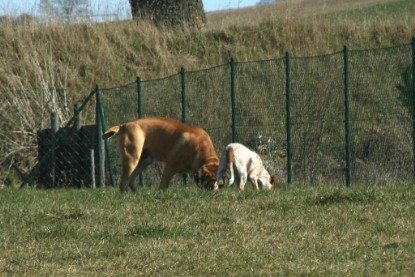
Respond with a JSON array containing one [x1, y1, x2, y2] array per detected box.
[[102, 117, 219, 192]]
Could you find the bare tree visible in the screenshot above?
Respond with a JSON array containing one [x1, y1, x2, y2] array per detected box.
[[39, 0, 90, 24], [128, 0, 206, 28]]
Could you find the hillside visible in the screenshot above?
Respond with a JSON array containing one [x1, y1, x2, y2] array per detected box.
[[0, 0, 415, 182], [1, 0, 414, 96]]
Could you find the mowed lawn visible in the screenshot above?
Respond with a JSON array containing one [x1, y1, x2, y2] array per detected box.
[[1, 183, 414, 276]]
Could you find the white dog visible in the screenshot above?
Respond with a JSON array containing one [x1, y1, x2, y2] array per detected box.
[[214, 143, 277, 191]]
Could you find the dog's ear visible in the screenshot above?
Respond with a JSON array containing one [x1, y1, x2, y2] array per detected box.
[[270, 175, 278, 190]]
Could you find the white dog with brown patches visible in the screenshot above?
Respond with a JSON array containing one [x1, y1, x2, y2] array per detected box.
[[214, 143, 277, 191]]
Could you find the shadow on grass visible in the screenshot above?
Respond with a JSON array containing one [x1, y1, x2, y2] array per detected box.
[[127, 222, 187, 239], [309, 188, 376, 205]]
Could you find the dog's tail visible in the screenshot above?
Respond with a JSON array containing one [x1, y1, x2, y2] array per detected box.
[[226, 147, 235, 185], [102, 125, 120, 140]]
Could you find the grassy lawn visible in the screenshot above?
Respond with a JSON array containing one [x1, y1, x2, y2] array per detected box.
[[1, 183, 414, 275]]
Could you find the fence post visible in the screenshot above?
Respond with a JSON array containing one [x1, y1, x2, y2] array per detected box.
[[90, 149, 96, 189], [95, 85, 105, 187], [230, 58, 237, 142], [73, 103, 83, 187], [343, 46, 352, 187], [181, 67, 187, 123], [96, 87, 115, 188], [180, 67, 188, 185], [285, 52, 293, 185], [74, 103, 82, 131], [50, 112, 59, 188], [411, 38, 415, 179], [137, 76, 142, 118], [136, 76, 144, 187]]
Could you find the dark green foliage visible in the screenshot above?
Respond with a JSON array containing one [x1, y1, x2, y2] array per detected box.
[[397, 66, 414, 118], [310, 188, 376, 205], [0, 171, 20, 186]]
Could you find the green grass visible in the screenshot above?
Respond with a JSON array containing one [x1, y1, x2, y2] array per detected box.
[[2, 0, 415, 183], [1, 183, 414, 275]]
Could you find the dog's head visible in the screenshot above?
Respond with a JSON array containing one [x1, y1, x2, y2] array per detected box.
[[195, 164, 218, 190], [259, 172, 278, 190]]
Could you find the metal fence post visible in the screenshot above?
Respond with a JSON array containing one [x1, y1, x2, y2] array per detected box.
[[95, 87, 115, 188], [73, 103, 82, 187], [411, 38, 415, 179], [137, 76, 142, 118], [230, 58, 237, 142], [180, 67, 188, 185], [95, 85, 105, 187], [343, 46, 352, 187], [136, 76, 144, 187], [181, 67, 187, 123], [285, 52, 293, 185], [50, 112, 59, 188], [90, 149, 96, 189], [74, 103, 82, 131]]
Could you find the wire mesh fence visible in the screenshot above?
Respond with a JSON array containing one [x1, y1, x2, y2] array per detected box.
[[21, 90, 98, 188], [21, 40, 415, 188], [349, 44, 413, 183], [290, 52, 345, 184]]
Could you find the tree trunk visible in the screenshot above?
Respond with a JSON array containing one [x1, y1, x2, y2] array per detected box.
[[128, 0, 206, 28]]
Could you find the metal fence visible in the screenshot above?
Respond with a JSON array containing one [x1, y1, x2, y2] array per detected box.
[[23, 39, 415, 188]]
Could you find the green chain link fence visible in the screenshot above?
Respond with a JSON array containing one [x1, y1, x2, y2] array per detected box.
[[22, 40, 415, 188]]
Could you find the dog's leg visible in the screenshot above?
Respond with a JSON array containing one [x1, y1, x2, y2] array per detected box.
[[159, 166, 175, 190], [250, 177, 260, 190], [119, 156, 139, 192], [127, 150, 154, 192], [238, 174, 247, 191], [127, 161, 149, 192], [214, 152, 228, 190], [248, 170, 260, 190], [118, 129, 145, 192], [234, 160, 247, 191], [236, 166, 248, 191]]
